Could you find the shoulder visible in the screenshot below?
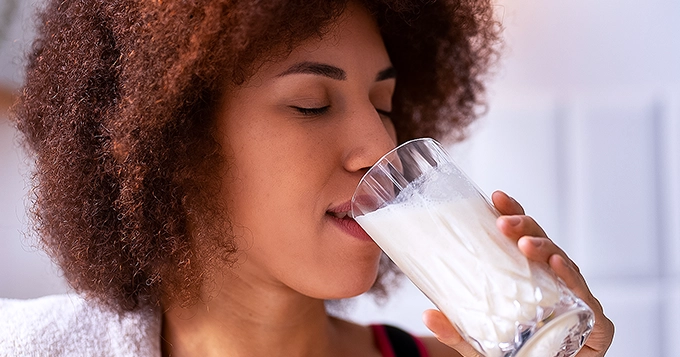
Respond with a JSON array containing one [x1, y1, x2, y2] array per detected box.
[[0, 294, 161, 357]]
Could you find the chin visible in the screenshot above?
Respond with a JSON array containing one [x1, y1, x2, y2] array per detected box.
[[313, 271, 380, 300]]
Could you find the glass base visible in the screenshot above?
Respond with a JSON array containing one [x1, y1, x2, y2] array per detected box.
[[513, 306, 594, 357], [460, 289, 595, 357]]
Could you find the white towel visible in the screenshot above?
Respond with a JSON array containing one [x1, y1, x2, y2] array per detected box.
[[0, 294, 161, 357]]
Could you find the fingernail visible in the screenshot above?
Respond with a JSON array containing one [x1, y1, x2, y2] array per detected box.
[[501, 191, 516, 202], [556, 254, 569, 267], [505, 216, 521, 226], [528, 237, 542, 247]]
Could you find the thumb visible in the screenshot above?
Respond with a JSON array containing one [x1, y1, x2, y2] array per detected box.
[[422, 309, 483, 357]]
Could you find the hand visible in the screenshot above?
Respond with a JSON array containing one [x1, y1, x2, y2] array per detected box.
[[422, 191, 614, 357]]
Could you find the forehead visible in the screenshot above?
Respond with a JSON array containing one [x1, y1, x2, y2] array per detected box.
[[248, 2, 391, 83]]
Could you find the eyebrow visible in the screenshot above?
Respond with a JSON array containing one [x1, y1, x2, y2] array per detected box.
[[278, 62, 346, 80], [376, 67, 396, 81], [277, 61, 396, 82]]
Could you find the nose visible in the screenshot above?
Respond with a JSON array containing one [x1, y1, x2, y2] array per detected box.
[[342, 107, 397, 173]]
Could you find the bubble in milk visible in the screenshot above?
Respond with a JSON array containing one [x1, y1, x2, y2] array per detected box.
[[393, 162, 474, 206]]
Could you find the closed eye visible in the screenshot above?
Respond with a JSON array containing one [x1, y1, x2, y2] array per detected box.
[[376, 109, 392, 118], [291, 106, 330, 116]]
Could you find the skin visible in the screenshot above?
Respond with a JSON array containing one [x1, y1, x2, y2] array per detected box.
[[162, 2, 614, 356]]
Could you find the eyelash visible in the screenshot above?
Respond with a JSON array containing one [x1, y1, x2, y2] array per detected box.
[[376, 109, 392, 118], [291, 106, 392, 118], [292, 106, 330, 116]]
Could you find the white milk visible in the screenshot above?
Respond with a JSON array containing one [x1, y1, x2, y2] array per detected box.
[[356, 196, 562, 356]]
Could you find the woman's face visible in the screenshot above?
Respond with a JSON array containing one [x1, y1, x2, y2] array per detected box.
[[215, 2, 397, 300]]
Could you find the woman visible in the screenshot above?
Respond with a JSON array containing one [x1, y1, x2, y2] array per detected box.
[[3, 0, 613, 356]]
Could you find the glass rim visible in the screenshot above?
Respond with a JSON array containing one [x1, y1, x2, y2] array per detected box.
[[350, 137, 442, 218]]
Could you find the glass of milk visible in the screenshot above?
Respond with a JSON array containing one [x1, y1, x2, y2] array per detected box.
[[351, 138, 594, 357]]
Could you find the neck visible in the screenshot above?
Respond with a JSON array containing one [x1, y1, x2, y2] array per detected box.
[[161, 273, 343, 357]]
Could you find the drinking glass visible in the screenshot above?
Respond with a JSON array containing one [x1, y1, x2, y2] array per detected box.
[[351, 138, 594, 357]]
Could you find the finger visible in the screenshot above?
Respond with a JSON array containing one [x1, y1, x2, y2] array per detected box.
[[422, 309, 463, 344], [517, 236, 566, 265], [497, 215, 548, 240], [518, 239, 597, 314], [491, 191, 525, 215], [549, 255, 610, 346], [550, 255, 615, 355], [422, 310, 483, 357], [520, 241, 605, 328], [549, 254, 592, 303]]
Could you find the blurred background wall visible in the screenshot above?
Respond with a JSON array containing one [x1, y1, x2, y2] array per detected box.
[[0, 0, 72, 299], [1, 1, 679, 356]]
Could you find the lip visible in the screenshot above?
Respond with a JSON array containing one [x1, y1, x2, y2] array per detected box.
[[326, 201, 373, 241]]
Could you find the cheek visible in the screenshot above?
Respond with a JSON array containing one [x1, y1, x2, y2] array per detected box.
[[221, 130, 333, 248], [226, 159, 320, 230], [222, 164, 324, 280]]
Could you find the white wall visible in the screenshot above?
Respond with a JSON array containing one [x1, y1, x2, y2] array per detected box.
[[0, 119, 70, 298], [0, 0, 71, 298], [2, 0, 679, 356]]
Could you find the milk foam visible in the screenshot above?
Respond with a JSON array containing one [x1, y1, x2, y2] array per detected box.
[[356, 193, 561, 356]]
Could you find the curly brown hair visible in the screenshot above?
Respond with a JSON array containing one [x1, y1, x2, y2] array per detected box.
[[12, 0, 501, 310]]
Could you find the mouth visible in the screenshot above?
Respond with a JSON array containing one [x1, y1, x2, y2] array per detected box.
[[328, 210, 350, 219], [326, 202, 372, 241]]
